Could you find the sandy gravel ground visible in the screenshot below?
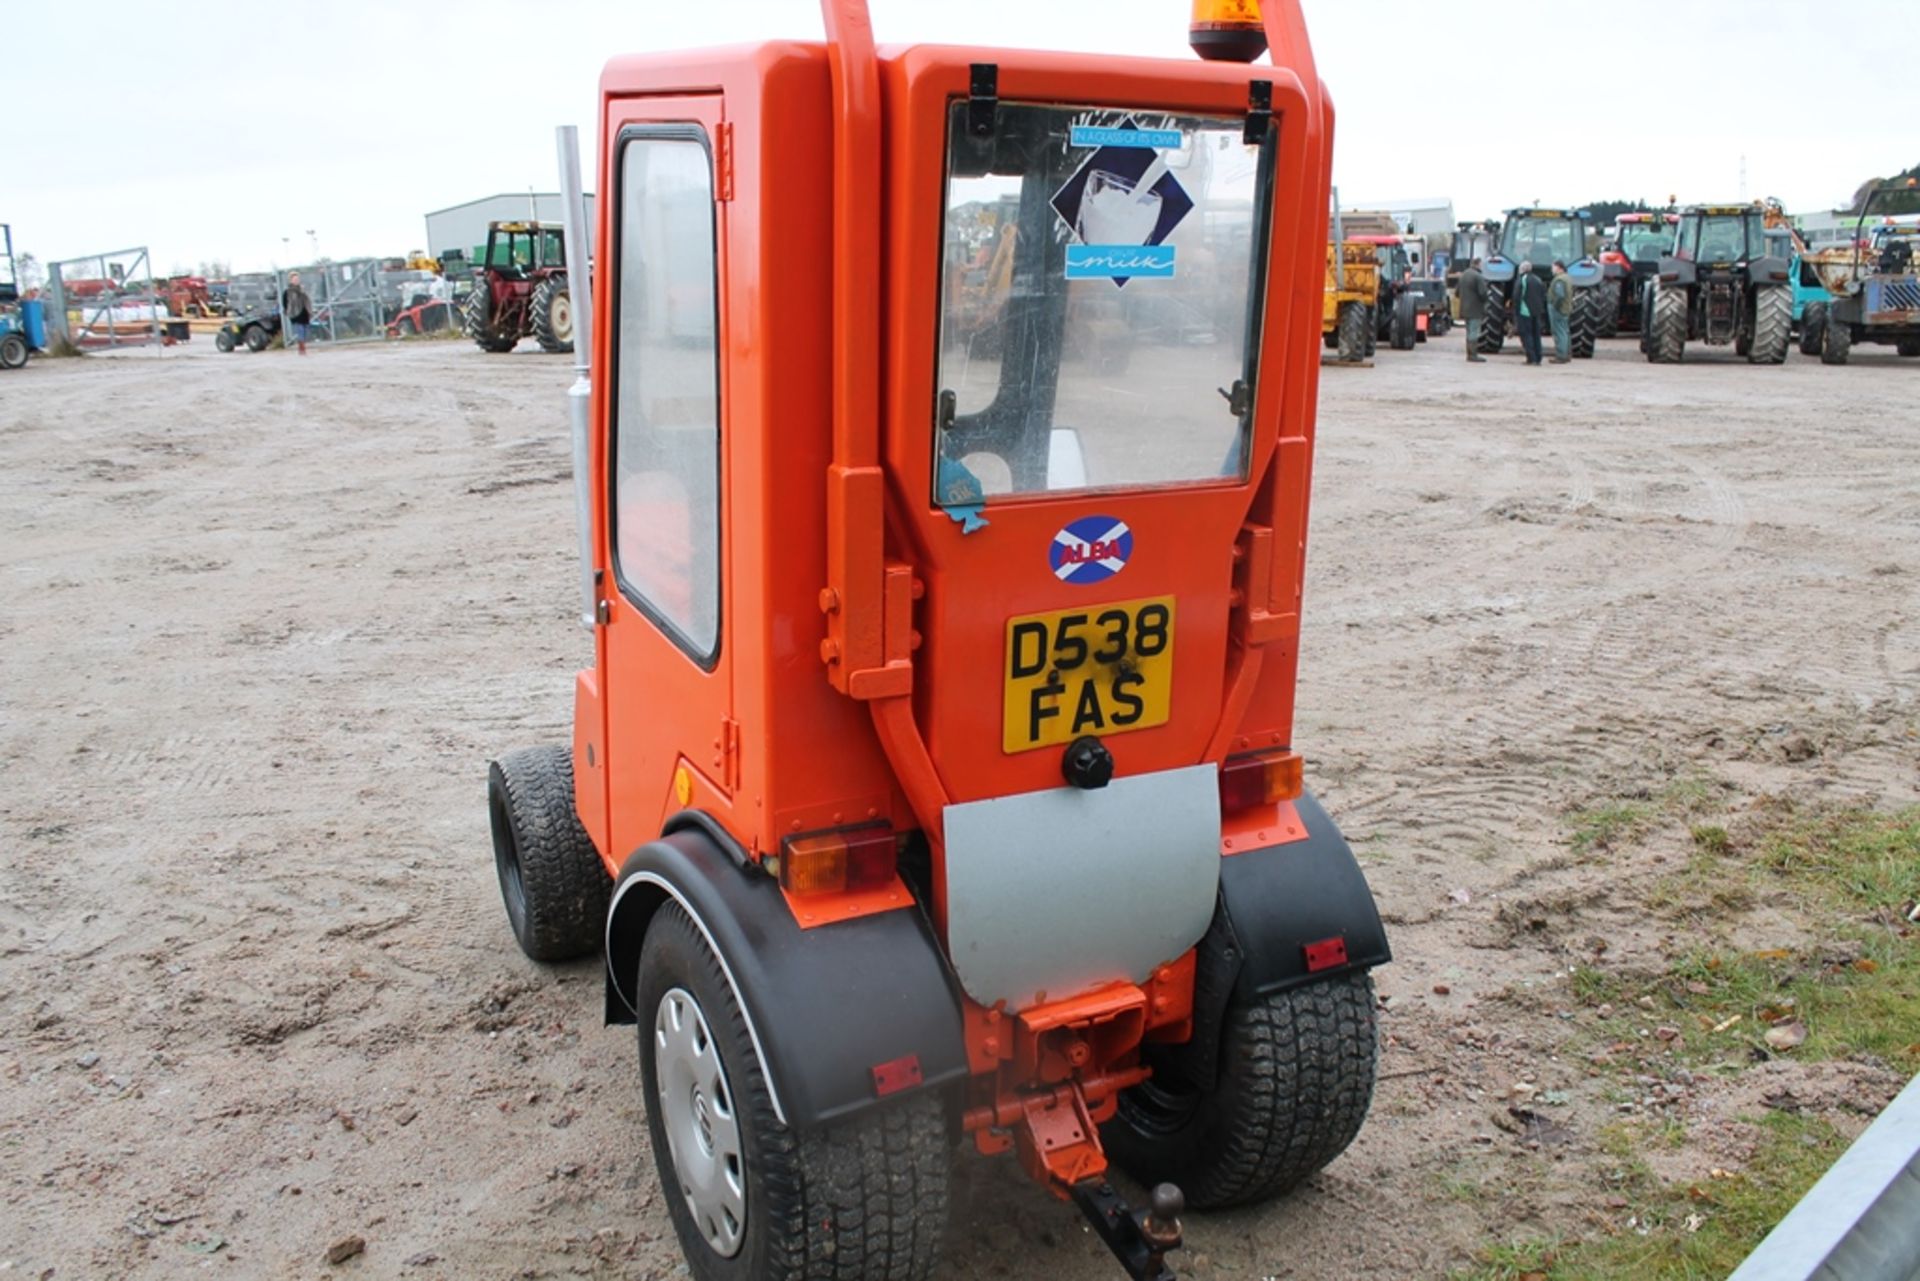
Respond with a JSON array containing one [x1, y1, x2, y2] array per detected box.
[[1, 334, 1914, 1279]]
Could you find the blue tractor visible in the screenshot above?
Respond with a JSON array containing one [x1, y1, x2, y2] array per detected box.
[[1474, 207, 1608, 357], [0, 224, 46, 370]]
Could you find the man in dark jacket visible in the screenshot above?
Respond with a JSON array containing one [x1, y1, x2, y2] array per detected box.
[[1458, 258, 1489, 362], [282, 272, 312, 356], [1513, 264, 1548, 366]]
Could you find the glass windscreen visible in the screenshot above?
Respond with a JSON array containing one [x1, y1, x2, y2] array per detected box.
[[935, 102, 1267, 505], [1619, 223, 1672, 261], [1503, 218, 1580, 268], [1682, 214, 1764, 262]]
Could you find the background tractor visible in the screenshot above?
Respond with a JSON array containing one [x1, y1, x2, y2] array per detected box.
[[1595, 211, 1676, 335], [1444, 219, 1499, 315], [1324, 240, 1380, 361], [463, 220, 573, 354], [1475, 208, 1607, 357], [1353, 233, 1422, 350], [1640, 203, 1792, 365], [0, 223, 45, 370], [1810, 188, 1920, 364]]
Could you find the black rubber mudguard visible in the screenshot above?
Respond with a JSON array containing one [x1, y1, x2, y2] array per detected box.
[[1164, 789, 1391, 1091], [603, 813, 968, 1130]]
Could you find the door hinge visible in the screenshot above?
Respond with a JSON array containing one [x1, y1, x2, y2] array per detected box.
[[968, 63, 998, 138], [1244, 79, 1272, 145], [718, 717, 741, 792], [717, 121, 734, 201]]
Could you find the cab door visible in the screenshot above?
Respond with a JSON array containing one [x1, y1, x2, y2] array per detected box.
[[599, 96, 734, 860]]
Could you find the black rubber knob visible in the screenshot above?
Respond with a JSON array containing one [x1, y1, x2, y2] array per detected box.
[[1061, 736, 1114, 790]]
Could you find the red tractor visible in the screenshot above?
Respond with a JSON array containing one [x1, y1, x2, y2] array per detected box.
[[1596, 211, 1678, 336], [462, 220, 574, 353], [487, 2, 1387, 1278]]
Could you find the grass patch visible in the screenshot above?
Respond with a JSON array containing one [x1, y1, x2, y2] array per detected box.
[[1566, 775, 1727, 858], [1572, 807, 1920, 1067], [1455, 1112, 1848, 1280], [1463, 808, 1919, 1278]]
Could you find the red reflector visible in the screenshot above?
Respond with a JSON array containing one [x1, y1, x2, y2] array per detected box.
[[871, 1053, 923, 1097], [1303, 936, 1348, 972]]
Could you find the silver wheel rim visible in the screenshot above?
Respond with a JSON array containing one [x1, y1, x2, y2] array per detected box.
[[550, 293, 572, 343], [654, 986, 746, 1258]]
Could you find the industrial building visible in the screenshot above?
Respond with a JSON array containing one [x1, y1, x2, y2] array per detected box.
[[1342, 195, 1456, 237], [423, 192, 598, 261]]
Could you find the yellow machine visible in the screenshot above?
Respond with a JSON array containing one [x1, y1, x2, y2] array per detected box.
[[1323, 241, 1379, 362]]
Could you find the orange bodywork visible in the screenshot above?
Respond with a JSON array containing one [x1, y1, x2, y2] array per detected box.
[[575, 4, 1334, 1192]]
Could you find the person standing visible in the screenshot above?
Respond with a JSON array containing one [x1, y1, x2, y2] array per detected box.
[[1458, 257, 1489, 362], [1513, 264, 1547, 366], [1547, 260, 1575, 363], [282, 271, 312, 356]]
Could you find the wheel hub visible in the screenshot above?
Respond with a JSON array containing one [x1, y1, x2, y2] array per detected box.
[[654, 987, 746, 1258]]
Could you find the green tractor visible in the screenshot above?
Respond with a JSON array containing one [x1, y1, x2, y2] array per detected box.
[[1640, 204, 1792, 365]]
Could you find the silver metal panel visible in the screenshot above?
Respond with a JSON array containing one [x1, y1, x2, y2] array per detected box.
[[1729, 1071, 1920, 1281], [942, 764, 1220, 1008]]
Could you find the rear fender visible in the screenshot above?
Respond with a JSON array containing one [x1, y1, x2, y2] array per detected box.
[[603, 813, 968, 1129], [1658, 257, 1698, 288], [1158, 789, 1390, 1092]]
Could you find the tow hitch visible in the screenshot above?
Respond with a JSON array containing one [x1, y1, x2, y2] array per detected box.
[[1071, 1179, 1185, 1281]]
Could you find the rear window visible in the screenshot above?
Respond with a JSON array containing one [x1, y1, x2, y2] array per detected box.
[[934, 101, 1270, 507]]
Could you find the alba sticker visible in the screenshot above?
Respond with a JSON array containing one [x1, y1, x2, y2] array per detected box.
[[1050, 515, 1133, 584]]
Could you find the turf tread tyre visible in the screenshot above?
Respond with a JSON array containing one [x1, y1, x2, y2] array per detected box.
[[1821, 312, 1851, 365], [638, 903, 950, 1281], [1104, 971, 1378, 1210], [488, 745, 608, 962], [1647, 284, 1687, 364], [531, 273, 574, 354], [1335, 301, 1368, 362], [1478, 283, 1508, 353], [465, 287, 519, 353], [1749, 285, 1791, 364]]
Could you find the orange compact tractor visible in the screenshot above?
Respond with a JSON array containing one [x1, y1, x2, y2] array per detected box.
[[487, 2, 1389, 1277]]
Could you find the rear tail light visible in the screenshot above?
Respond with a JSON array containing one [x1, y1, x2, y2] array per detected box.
[[1219, 751, 1303, 814], [778, 825, 897, 896]]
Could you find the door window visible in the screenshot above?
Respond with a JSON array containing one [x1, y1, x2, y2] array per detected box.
[[610, 133, 722, 665]]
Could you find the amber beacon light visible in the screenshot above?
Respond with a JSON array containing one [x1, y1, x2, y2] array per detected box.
[[1189, 0, 1267, 62]]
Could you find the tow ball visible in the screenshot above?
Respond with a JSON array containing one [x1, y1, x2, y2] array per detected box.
[[1070, 1179, 1186, 1281]]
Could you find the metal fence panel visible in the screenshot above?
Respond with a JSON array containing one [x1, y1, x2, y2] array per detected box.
[[46, 247, 165, 352], [277, 259, 386, 346]]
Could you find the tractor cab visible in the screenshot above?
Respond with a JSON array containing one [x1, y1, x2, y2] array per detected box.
[[1615, 213, 1678, 263], [1672, 205, 1768, 271], [485, 3, 1389, 1279], [477, 221, 564, 279], [1472, 209, 1605, 356]]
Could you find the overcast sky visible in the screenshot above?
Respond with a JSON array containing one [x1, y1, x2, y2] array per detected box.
[[10, 0, 1917, 272]]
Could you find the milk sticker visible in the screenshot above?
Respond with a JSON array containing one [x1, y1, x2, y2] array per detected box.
[[1051, 115, 1193, 287]]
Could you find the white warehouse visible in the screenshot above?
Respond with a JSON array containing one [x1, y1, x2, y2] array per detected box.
[[423, 193, 598, 261], [1341, 196, 1456, 237]]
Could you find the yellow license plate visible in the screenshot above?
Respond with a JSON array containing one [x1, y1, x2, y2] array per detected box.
[[1002, 596, 1174, 754]]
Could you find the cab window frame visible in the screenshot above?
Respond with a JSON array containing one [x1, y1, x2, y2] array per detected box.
[[606, 123, 726, 672]]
